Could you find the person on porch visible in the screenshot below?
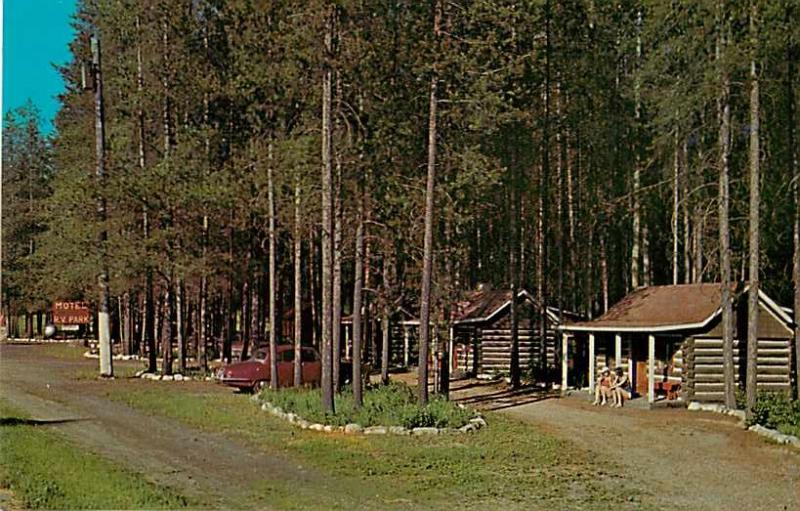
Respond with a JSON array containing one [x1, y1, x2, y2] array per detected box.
[[592, 367, 614, 406], [612, 366, 632, 407]]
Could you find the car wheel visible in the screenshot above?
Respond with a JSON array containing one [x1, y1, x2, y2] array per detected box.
[[252, 380, 267, 393]]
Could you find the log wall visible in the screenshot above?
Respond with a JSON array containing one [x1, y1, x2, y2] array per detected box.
[[455, 328, 558, 375], [684, 336, 791, 402]]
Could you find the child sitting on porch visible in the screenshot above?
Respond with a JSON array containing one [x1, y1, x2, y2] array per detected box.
[[592, 367, 615, 406], [611, 367, 632, 407]]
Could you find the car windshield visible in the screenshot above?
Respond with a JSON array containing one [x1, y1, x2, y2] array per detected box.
[[254, 350, 267, 361], [301, 349, 319, 362]]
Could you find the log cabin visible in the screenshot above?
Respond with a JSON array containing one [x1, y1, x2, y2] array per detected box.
[[559, 283, 795, 406], [452, 286, 581, 379]]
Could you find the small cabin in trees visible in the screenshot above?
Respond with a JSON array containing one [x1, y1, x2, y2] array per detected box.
[[559, 283, 795, 405], [341, 306, 421, 367], [451, 286, 580, 379]]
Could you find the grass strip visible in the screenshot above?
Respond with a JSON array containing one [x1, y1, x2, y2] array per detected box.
[[110, 385, 642, 510], [0, 400, 190, 510]]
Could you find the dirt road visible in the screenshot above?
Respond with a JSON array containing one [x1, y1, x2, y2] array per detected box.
[[501, 395, 800, 510], [0, 343, 318, 508]]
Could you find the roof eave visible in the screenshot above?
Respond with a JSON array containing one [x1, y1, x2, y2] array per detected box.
[[559, 307, 721, 334]]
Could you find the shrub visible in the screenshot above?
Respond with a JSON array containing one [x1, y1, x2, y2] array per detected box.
[[259, 382, 474, 429], [748, 391, 800, 438]]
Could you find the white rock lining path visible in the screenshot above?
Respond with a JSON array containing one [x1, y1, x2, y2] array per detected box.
[[133, 369, 216, 382], [688, 401, 800, 448], [253, 396, 487, 436], [83, 351, 142, 361]]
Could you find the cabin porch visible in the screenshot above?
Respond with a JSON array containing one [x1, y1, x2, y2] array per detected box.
[[560, 331, 685, 406]]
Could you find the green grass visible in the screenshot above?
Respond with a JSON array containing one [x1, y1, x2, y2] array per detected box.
[[74, 362, 146, 380], [0, 400, 190, 510], [109, 385, 642, 510], [37, 343, 87, 360], [259, 382, 475, 428]]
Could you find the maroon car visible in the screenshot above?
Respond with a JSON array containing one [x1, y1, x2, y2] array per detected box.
[[219, 345, 321, 392]]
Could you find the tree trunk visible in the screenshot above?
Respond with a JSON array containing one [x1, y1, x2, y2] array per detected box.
[[683, 153, 691, 284], [224, 274, 235, 364], [788, 5, 800, 400], [91, 35, 112, 377], [538, 1, 551, 373], [555, 79, 565, 369], [161, 286, 173, 375], [177, 280, 185, 373], [631, 8, 643, 290], [717, 3, 735, 409], [745, 0, 761, 415], [693, 205, 703, 283], [600, 231, 609, 313], [240, 280, 251, 362], [418, 0, 441, 406], [135, 14, 157, 372], [293, 172, 303, 388], [509, 155, 521, 388], [642, 223, 651, 286], [309, 230, 319, 347], [268, 141, 278, 390], [352, 178, 365, 407], [672, 131, 680, 285], [381, 260, 391, 385], [121, 294, 131, 355], [320, 7, 335, 412], [154, 289, 162, 360], [250, 277, 259, 350], [332, 158, 343, 392]]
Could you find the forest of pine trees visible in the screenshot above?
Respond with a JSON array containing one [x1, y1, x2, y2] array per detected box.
[[2, 0, 799, 405]]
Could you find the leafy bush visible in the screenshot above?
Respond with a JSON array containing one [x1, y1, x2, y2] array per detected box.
[[747, 391, 800, 438], [259, 382, 474, 429]]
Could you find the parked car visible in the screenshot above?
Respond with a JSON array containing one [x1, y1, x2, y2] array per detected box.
[[218, 345, 321, 392]]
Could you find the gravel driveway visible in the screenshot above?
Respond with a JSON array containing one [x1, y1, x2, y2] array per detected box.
[[501, 393, 800, 510]]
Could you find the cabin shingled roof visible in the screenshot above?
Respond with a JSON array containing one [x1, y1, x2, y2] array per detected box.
[[561, 283, 794, 332], [455, 289, 519, 322], [564, 283, 732, 330]]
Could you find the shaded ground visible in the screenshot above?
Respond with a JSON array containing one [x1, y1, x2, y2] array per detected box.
[[0, 343, 318, 508], [446, 377, 800, 511]]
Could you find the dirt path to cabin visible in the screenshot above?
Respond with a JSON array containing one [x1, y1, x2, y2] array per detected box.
[[498, 392, 800, 511], [0, 343, 320, 508], [381, 374, 799, 509]]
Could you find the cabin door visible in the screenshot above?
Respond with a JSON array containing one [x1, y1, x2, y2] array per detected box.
[[635, 361, 649, 395]]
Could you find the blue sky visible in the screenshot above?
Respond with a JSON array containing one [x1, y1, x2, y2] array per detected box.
[[3, 0, 76, 134]]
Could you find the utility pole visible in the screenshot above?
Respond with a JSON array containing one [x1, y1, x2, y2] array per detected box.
[[91, 34, 113, 377]]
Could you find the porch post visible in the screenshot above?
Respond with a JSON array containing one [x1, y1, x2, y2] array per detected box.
[[403, 327, 410, 367], [345, 324, 351, 360], [448, 326, 455, 371], [648, 334, 656, 404], [628, 338, 635, 391], [588, 333, 596, 394], [615, 333, 622, 370], [561, 332, 569, 394]]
